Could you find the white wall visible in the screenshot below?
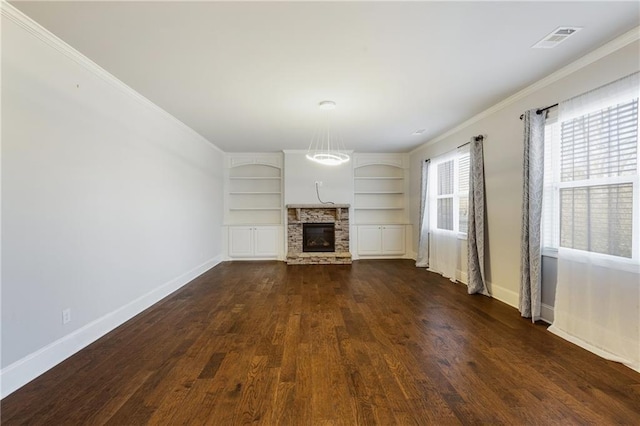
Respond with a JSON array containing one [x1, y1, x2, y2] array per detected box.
[[1, 7, 224, 396], [283, 151, 354, 205], [409, 37, 640, 310]]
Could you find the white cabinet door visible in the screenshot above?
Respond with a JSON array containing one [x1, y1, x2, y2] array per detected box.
[[381, 225, 405, 255], [229, 226, 279, 258], [357, 225, 406, 256], [228, 227, 254, 257], [357, 226, 383, 255], [254, 226, 278, 257]]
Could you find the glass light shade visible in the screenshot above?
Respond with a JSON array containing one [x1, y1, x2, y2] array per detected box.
[[305, 152, 350, 166], [306, 101, 350, 166]]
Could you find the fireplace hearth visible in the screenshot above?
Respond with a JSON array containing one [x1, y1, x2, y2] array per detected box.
[[303, 223, 335, 252]]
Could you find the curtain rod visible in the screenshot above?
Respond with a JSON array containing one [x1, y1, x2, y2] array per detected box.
[[519, 103, 558, 120], [457, 134, 484, 149]]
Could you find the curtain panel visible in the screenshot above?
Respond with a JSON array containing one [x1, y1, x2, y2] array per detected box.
[[416, 159, 430, 268], [467, 136, 489, 296], [548, 72, 640, 372], [519, 109, 545, 321], [427, 149, 464, 281]]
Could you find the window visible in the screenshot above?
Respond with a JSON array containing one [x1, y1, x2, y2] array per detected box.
[[430, 146, 470, 235], [436, 160, 454, 230], [542, 73, 639, 262]]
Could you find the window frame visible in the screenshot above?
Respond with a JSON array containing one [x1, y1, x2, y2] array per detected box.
[[435, 159, 456, 232], [541, 98, 640, 263], [429, 148, 470, 239]]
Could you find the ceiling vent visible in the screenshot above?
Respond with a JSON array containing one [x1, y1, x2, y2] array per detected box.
[[532, 26, 582, 49]]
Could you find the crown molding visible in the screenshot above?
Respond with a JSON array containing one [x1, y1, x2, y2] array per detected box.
[[1, 1, 223, 154], [282, 149, 354, 154], [410, 25, 640, 155]]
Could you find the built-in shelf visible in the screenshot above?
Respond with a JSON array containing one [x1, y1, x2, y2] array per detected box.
[[353, 154, 409, 226], [356, 222, 411, 225], [229, 207, 282, 211], [351, 154, 410, 259], [225, 154, 283, 226], [230, 223, 282, 226], [354, 207, 404, 210], [355, 191, 404, 194], [354, 176, 404, 180], [229, 192, 282, 195], [229, 177, 282, 180]]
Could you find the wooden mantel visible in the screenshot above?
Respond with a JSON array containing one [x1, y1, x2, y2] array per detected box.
[[285, 204, 350, 223]]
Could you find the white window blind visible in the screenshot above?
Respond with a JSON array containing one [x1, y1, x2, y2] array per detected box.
[[542, 72, 639, 261], [560, 100, 638, 258], [429, 146, 470, 235], [436, 160, 454, 230], [542, 110, 560, 251]]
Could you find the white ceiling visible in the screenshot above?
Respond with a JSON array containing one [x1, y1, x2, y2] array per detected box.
[[10, 1, 640, 153]]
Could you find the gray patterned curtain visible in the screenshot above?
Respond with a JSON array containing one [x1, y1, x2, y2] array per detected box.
[[467, 136, 489, 296], [416, 159, 430, 267], [519, 109, 545, 321]]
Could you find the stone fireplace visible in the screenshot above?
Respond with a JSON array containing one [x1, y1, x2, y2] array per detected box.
[[286, 204, 351, 264]]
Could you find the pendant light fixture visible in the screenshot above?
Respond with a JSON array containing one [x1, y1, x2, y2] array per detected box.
[[306, 100, 350, 166]]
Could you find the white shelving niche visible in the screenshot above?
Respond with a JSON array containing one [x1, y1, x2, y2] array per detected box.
[[226, 154, 283, 226], [225, 153, 283, 260], [353, 153, 411, 258]]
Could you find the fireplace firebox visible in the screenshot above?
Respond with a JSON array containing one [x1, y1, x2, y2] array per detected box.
[[303, 223, 335, 252]]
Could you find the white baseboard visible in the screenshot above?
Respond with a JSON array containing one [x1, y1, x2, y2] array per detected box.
[[540, 303, 555, 324], [489, 283, 554, 324], [0, 255, 222, 399], [490, 282, 519, 309], [226, 257, 281, 261]]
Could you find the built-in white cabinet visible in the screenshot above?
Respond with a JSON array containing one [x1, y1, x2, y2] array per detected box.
[[353, 154, 410, 258], [228, 226, 280, 258], [356, 225, 406, 256], [353, 153, 408, 225], [225, 153, 283, 260]]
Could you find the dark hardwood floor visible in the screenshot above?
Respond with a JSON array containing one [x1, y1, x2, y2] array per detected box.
[[2, 260, 640, 425]]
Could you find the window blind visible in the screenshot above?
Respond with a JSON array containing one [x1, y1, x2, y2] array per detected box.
[[542, 111, 560, 251], [560, 183, 634, 258], [438, 161, 454, 195], [560, 100, 638, 182], [437, 160, 454, 230], [558, 99, 638, 258]]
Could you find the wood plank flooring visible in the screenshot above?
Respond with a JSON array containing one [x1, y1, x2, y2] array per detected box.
[[2, 260, 640, 424]]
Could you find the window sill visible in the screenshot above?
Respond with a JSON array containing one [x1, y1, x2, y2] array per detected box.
[[542, 248, 558, 259], [428, 230, 467, 240]]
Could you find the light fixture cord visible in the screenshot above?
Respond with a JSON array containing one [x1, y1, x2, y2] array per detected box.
[[316, 182, 334, 205]]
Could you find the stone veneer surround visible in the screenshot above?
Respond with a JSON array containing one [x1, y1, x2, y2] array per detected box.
[[286, 204, 351, 265]]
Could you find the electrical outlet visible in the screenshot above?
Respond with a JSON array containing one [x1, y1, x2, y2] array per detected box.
[[62, 308, 71, 324], [315, 181, 323, 187]]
